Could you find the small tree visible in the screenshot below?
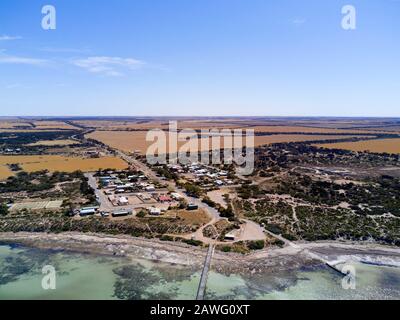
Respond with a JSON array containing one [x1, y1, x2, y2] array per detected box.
[[136, 210, 147, 218], [0, 203, 9, 216]]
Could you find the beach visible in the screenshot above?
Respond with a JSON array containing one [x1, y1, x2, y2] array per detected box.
[[1, 232, 399, 273], [1, 232, 400, 300]]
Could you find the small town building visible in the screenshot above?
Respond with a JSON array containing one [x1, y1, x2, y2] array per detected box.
[[145, 185, 156, 192], [112, 210, 132, 217], [79, 208, 97, 216], [171, 193, 183, 200], [118, 197, 129, 206], [148, 207, 161, 216], [158, 195, 172, 202], [225, 233, 236, 241], [187, 203, 199, 211]]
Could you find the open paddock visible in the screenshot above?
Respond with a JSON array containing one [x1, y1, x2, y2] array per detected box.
[[0, 155, 128, 179], [0, 165, 13, 180], [10, 200, 64, 212], [0, 120, 33, 129], [314, 138, 400, 154], [164, 209, 211, 226], [26, 139, 80, 146], [31, 121, 81, 130], [87, 130, 370, 154]]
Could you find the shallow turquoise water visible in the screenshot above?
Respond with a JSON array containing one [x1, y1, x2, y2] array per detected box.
[[205, 263, 400, 300], [0, 244, 399, 300], [0, 244, 200, 300]]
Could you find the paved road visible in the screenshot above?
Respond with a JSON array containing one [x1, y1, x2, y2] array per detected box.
[[85, 173, 113, 211], [85, 173, 168, 213], [87, 140, 268, 244]]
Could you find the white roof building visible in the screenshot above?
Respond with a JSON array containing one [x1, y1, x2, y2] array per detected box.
[[118, 197, 129, 205], [148, 207, 161, 216], [171, 192, 183, 200]]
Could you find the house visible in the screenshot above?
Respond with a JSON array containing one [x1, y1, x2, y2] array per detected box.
[[148, 207, 161, 216], [225, 233, 236, 241], [79, 208, 97, 216], [187, 203, 199, 211], [112, 210, 132, 217], [139, 193, 152, 201], [215, 180, 224, 186], [171, 193, 183, 200], [158, 195, 172, 203]]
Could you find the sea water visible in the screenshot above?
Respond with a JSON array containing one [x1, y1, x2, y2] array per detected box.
[[0, 244, 399, 300]]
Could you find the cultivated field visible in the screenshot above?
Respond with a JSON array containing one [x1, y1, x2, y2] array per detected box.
[[0, 119, 81, 132], [31, 121, 80, 130], [0, 155, 128, 180], [249, 125, 383, 134], [166, 209, 211, 226], [27, 139, 79, 146], [0, 166, 13, 180], [0, 121, 32, 129], [87, 130, 369, 154], [315, 138, 400, 154], [10, 200, 64, 212]]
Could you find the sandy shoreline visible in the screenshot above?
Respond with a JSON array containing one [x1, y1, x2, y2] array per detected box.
[[1, 232, 400, 274]]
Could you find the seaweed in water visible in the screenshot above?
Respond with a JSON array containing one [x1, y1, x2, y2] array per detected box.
[[112, 264, 176, 300], [0, 246, 61, 286], [0, 256, 33, 285]]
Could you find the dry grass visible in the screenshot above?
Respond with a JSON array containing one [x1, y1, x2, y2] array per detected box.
[[175, 209, 211, 225], [314, 138, 400, 154], [32, 121, 80, 130], [0, 129, 57, 133], [76, 119, 391, 133], [0, 155, 128, 179], [254, 134, 368, 147], [354, 126, 400, 133], [87, 130, 368, 154], [249, 125, 381, 134], [27, 139, 79, 146], [0, 165, 13, 180], [0, 120, 80, 132], [74, 120, 169, 130], [86, 131, 149, 153], [0, 121, 33, 129]]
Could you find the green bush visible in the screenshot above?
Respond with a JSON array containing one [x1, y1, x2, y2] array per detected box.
[[136, 210, 147, 218], [0, 204, 8, 216], [247, 240, 265, 250]]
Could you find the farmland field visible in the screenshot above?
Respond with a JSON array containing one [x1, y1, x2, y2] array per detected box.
[[78, 119, 385, 134], [87, 130, 369, 154], [315, 138, 400, 154], [249, 125, 385, 134], [31, 121, 81, 130], [27, 139, 79, 146], [0, 165, 13, 180], [0, 121, 32, 129], [0, 155, 128, 180]]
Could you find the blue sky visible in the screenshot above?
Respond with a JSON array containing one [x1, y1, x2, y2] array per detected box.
[[0, 0, 399, 117]]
